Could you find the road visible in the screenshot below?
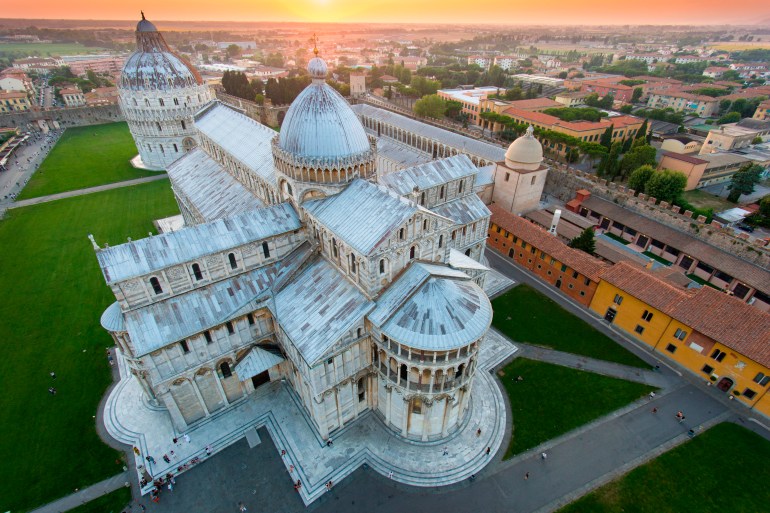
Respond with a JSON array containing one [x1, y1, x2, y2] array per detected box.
[[0, 129, 63, 205]]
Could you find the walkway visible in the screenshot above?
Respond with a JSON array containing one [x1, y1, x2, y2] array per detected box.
[[7, 174, 168, 209], [29, 472, 129, 513]]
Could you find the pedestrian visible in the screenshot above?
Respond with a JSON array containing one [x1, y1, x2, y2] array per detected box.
[[388, 470, 394, 479], [688, 429, 695, 438], [146, 455, 156, 465], [442, 446, 448, 456], [326, 480, 333, 490], [651, 407, 658, 414], [675, 411, 684, 421], [485, 446, 491, 456], [238, 502, 247, 512], [48, 387, 56, 395], [541, 452, 547, 460], [326, 437, 333, 447], [139, 505, 146, 512], [133, 447, 141, 456], [205, 445, 212, 455], [648, 391, 656, 400], [281, 449, 286, 457], [289, 464, 294, 473], [163, 454, 171, 463], [170, 450, 177, 461], [183, 433, 191, 443], [167, 482, 173, 492], [524, 472, 530, 480], [50, 371, 56, 379], [476, 428, 482, 437], [172, 437, 178, 445]]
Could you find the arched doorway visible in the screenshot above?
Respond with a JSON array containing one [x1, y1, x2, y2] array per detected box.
[[717, 377, 734, 392]]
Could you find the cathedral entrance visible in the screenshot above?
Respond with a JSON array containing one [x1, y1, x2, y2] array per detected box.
[[251, 371, 270, 389]]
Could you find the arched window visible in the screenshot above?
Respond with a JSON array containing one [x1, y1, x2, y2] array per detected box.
[[420, 192, 426, 205], [438, 235, 443, 248], [332, 238, 338, 258], [174, 97, 179, 105], [439, 185, 445, 199], [262, 242, 270, 258], [132, 98, 137, 106], [409, 246, 416, 260], [220, 362, 232, 378], [357, 327, 363, 337], [181, 120, 186, 130], [149, 277, 163, 294], [400, 364, 408, 381], [379, 259, 386, 274], [458, 180, 464, 193], [191, 263, 203, 281], [423, 219, 428, 231], [399, 228, 405, 240], [228, 253, 237, 269], [456, 363, 465, 379], [465, 248, 471, 256], [145, 98, 150, 107], [156, 122, 162, 132], [357, 377, 366, 402], [159, 98, 165, 107], [350, 254, 357, 274]]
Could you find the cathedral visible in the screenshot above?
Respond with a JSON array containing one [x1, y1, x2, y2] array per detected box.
[[99, 16, 547, 447]]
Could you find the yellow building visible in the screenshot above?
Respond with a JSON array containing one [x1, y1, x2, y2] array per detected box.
[[590, 262, 770, 417], [0, 90, 31, 112]]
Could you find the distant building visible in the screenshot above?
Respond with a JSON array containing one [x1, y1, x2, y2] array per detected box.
[[251, 65, 288, 81], [60, 87, 86, 107], [216, 41, 257, 51], [554, 91, 592, 107], [493, 55, 524, 71], [491, 126, 549, 214], [646, 90, 720, 117], [0, 90, 31, 112], [467, 56, 492, 69], [437, 87, 504, 125], [699, 119, 770, 155], [85, 86, 119, 106], [753, 100, 770, 121], [660, 135, 703, 155], [703, 66, 730, 79], [62, 55, 125, 77], [350, 71, 366, 97], [0, 68, 35, 99], [397, 56, 427, 71]]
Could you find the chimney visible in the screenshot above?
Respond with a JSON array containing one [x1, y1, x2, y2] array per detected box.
[[549, 209, 562, 235]]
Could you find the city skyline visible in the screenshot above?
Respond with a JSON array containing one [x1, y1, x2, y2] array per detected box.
[[3, 0, 770, 26]]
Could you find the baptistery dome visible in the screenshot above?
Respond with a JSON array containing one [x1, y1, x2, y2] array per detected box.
[[277, 55, 371, 160], [504, 125, 544, 171]]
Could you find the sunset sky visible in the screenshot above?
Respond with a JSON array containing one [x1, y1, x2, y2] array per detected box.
[[4, 0, 770, 25]]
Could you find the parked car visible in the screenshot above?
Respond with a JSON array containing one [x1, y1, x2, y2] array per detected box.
[[738, 224, 755, 233]]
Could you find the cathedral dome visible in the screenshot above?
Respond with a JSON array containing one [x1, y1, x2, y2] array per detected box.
[[119, 14, 203, 91], [277, 55, 370, 161], [504, 125, 543, 171]]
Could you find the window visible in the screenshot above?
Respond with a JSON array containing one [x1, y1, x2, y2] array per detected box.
[[420, 192, 425, 205], [613, 294, 623, 305], [159, 144, 164, 153], [149, 277, 163, 294], [710, 349, 726, 362], [539, 251, 545, 260], [220, 362, 232, 378], [332, 238, 338, 258], [635, 325, 645, 335], [262, 242, 270, 258], [439, 185, 445, 199], [226, 322, 234, 335], [572, 271, 579, 279], [159, 98, 165, 106], [561, 264, 567, 272], [350, 254, 357, 273], [173, 143, 178, 152], [438, 235, 443, 248], [641, 310, 653, 322], [399, 228, 405, 240], [358, 377, 366, 402], [191, 263, 203, 281], [228, 252, 237, 269], [674, 328, 687, 340], [423, 219, 428, 231], [204, 331, 212, 344], [496, 226, 502, 234], [665, 343, 677, 353], [743, 388, 757, 400], [412, 397, 423, 414], [580, 291, 586, 296], [409, 246, 416, 260], [379, 259, 386, 274], [753, 373, 770, 386], [701, 364, 714, 375], [180, 340, 190, 353], [505, 172, 510, 182], [584, 277, 591, 286], [173, 97, 179, 105], [458, 180, 464, 193], [531, 176, 536, 186], [156, 122, 162, 132], [247, 313, 255, 326]]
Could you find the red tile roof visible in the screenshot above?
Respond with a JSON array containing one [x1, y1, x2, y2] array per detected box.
[[489, 203, 609, 281], [600, 261, 694, 313], [660, 151, 708, 165]]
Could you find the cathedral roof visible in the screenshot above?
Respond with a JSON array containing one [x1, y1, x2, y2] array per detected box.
[[303, 179, 444, 256], [378, 154, 479, 195], [119, 14, 203, 91], [166, 147, 265, 223], [430, 193, 491, 226], [369, 263, 492, 350], [277, 56, 371, 161], [96, 203, 300, 284], [273, 257, 373, 366], [123, 243, 312, 357], [194, 102, 278, 186]]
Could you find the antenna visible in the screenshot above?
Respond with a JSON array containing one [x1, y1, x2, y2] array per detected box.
[[141, 11, 145, 20]]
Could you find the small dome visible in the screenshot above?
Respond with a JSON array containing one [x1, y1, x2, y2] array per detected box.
[[504, 125, 543, 170], [278, 72, 370, 160], [136, 11, 157, 32], [307, 57, 328, 79]]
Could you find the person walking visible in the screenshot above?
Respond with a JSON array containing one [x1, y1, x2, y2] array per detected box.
[[485, 446, 491, 456], [524, 472, 530, 480], [238, 502, 247, 512], [541, 452, 547, 460], [442, 446, 449, 456], [476, 428, 482, 437], [651, 407, 658, 414], [50, 371, 56, 379], [648, 391, 656, 400]]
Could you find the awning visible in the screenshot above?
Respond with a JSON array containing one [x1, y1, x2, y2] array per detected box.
[[234, 346, 285, 381]]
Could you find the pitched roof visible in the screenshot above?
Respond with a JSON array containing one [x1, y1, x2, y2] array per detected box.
[[303, 178, 440, 256], [96, 202, 301, 284], [600, 261, 693, 313], [581, 196, 770, 294], [489, 203, 610, 281], [378, 154, 478, 195], [660, 151, 708, 165]]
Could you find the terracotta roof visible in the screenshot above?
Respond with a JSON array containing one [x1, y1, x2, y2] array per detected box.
[[502, 108, 642, 132], [601, 261, 693, 313], [651, 90, 718, 103], [489, 203, 609, 281], [660, 151, 708, 165], [582, 196, 770, 294]]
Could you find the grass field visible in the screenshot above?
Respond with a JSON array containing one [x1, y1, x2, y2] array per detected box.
[[492, 285, 649, 368], [558, 422, 770, 512], [18, 123, 159, 200], [681, 189, 733, 212], [707, 42, 770, 51], [0, 179, 179, 512], [500, 358, 655, 458], [0, 42, 106, 57], [68, 487, 131, 513]]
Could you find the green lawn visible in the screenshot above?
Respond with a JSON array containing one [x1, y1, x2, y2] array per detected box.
[[18, 123, 158, 200], [558, 422, 770, 513], [686, 273, 722, 290], [0, 42, 106, 57], [68, 487, 131, 513], [0, 179, 178, 512], [642, 251, 672, 266], [681, 189, 733, 212], [501, 358, 655, 458], [603, 232, 630, 245], [492, 285, 649, 368]]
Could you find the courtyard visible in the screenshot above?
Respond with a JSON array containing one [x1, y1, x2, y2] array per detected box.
[[0, 179, 179, 511]]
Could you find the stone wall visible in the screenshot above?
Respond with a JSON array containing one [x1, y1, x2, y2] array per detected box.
[[214, 90, 289, 128], [544, 163, 770, 267], [0, 104, 123, 130]]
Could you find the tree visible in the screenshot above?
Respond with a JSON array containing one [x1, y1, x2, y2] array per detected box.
[[717, 111, 741, 125], [644, 169, 687, 203], [413, 94, 446, 119], [759, 195, 770, 217], [445, 100, 463, 119], [597, 141, 622, 180], [727, 163, 763, 202], [568, 227, 596, 255], [752, 136, 763, 145], [226, 44, 242, 58], [580, 142, 608, 168], [634, 119, 648, 141], [599, 125, 614, 149], [627, 165, 655, 192], [619, 104, 633, 114], [631, 87, 643, 104], [619, 144, 657, 178]]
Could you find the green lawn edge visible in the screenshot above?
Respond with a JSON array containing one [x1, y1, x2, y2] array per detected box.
[[492, 285, 649, 368], [67, 487, 132, 513]]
